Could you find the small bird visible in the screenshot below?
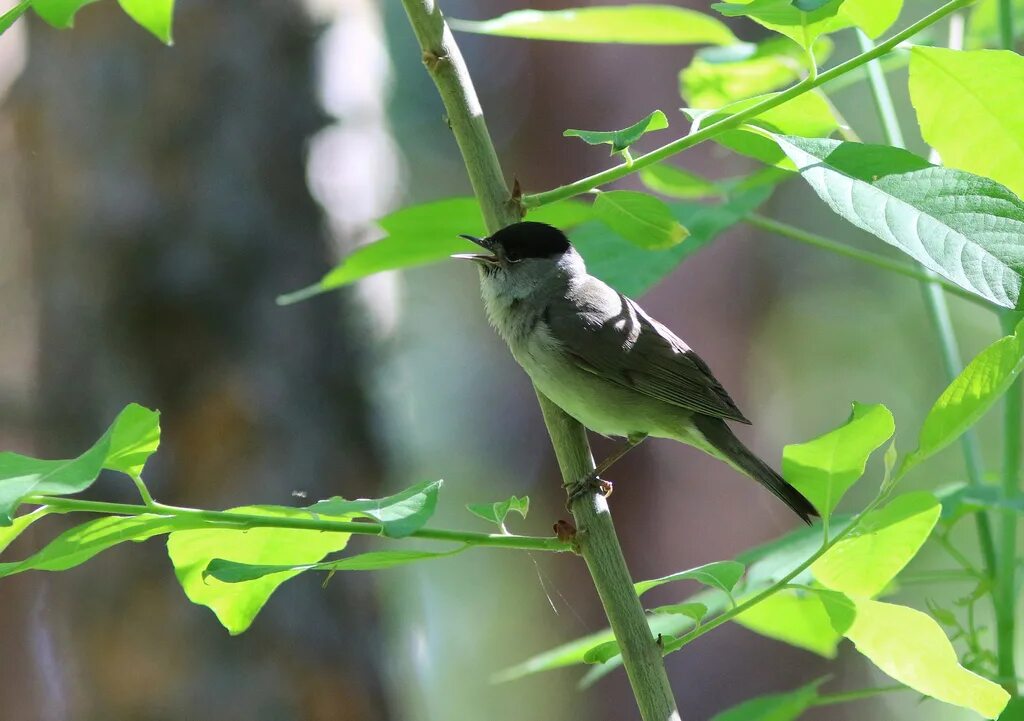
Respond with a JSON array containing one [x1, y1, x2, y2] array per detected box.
[[454, 221, 816, 524]]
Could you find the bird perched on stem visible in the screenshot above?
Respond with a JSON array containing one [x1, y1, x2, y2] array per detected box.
[[454, 221, 816, 524]]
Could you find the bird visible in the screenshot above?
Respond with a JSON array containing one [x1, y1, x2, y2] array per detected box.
[[453, 220, 816, 524]]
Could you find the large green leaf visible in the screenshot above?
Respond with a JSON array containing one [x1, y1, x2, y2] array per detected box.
[[774, 135, 1024, 309], [167, 506, 353, 635], [910, 47, 1024, 201], [639, 165, 724, 200], [709, 678, 826, 721], [593, 191, 689, 249], [307, 479, 441, 539], [904, 319, 1024, 474], [734, 587, 847, 657], [783, 402, 894, 521], [811, 492, 940, 597], [681, 36, 832, 107], [844, 599, 1009, 717], [0, 514, 204, 578], [564, 110, 668, 154], [449, 6, 737, 45], [688, 92, 839, 168], [712, 0, 901, 47], [117, 0, 174, 44], [277, 198, 590, 304], [0, 403, 160, 525], [575, 186, 772, 297], [204, 548, 463, 583], [635, 560, 745, 598]]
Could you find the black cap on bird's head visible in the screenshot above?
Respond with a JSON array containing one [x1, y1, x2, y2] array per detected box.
[[453, 222, 571, 265]]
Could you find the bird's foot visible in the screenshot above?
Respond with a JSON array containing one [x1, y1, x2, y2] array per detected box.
[[565, 471, 614, 510]]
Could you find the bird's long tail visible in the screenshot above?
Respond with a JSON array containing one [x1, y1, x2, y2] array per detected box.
[[691, 415, 817, 525]]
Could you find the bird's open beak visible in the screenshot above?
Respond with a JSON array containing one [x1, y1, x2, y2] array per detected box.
[[452, 234, 499, 264]]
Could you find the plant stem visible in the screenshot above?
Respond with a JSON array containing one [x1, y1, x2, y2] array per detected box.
[[1000, 0, 1015, 50], [400, 3, 680, 718], [520, 0, 974, 209], [999, 311, 1022, 694], [855, 28, 999, 584], [24, 495, 571, 551], [745, 214, 991, 307]]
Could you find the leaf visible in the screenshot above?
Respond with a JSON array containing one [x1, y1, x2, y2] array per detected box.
[[575, 186, 772, 297], [582, 640, 621, 665], [712, 0, 900, 47], [709, 678, 827, 721], [734, 587, 848, 657], [32, 0, 99, 28], [1, 514, 204, 578], [466, 494, 529, 527], [117, 0, 174, 44], [681, 36, 832, 107], [791, 0, 833, 9], [635, 560, 745, 597], [904, 319, 1024, 473], [939, 484, 1024, 521], [204, 548, 462, 583], [812, 492, 940, 598], [0, 403, 160, 524], [639, 165, 723, 200], [307, 479, 442, 539], [783, 402, 895, 520], [844, 599, 1009, 718], [564, 110, 668, 154], [277, 198, 591, 304], [774, 135, 1024, 309], [686, 91, 839, 168], [0, 508, 48, 555], [650, 602, 708, 625], [593, 191, 689, 250], [449, 6, 737, 46], [910, 48, 1024, 230], [0, 0, 32, 35], [167, 506, 353, 635]]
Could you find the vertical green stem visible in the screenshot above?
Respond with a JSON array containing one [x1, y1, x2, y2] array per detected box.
[[400, 2, 680, 718], [1000, 0, 1015, 50], [999, 313, 1021, 694], [855, 29, 998, 582]]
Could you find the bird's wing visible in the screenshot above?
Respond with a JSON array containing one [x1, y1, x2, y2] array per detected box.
[[544, 277, 750, 423]]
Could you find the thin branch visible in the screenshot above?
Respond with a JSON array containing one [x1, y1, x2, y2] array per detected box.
[[520, 0, 975, 209]]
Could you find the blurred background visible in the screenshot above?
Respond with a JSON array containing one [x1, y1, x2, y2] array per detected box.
[[0, 1, 1007, 719]]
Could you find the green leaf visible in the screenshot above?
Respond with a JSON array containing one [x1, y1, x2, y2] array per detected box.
[[575, 186, 772, 297], [0, 403, 160, 524], [167, 506, 352, 635], [812, 492, 940, 597], [681, 36, 832, 107], [593, 191, 689, 250], [735, 587, 851, 657], [792, 0, 833, 9], [635, 560, 745, 597], [277, 198, 591, 304], [910, 48, 1024, 211], [939, 484, 1024, 521], [450, 6, 737, 45], [709, 678, 827, 721], [32, 0, 99, 27], [783, 402, 894, 520], [1, 514, 204, 578], [582, 640, 621, 665], [466, 494, 529, 527], [117, 0, 173, 44], [639, 165, 723, 200], [650, 602, 708, 625], [774, 135, 1024, 309], [904, 319, 1024, 473], [844, 598, 1010, 717], [966, 0, 1024, 49], [307, 479, 442, 539], [713, 0, 900, 47], [0, 0, 32, 35], [204, 548, 463, 583], [0, 508, 48, 555], [564, 110, 669, 154], [687, 92, 839, 168]]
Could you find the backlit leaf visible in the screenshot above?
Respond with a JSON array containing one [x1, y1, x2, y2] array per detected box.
[[0, 508, 48, 556], [204, 548, 462, 583], [450, 6, 737, 45], [635, 560, 745, 597], [117, 0, 173, 43], [466, 494, 529, 527], [639, 165, 723, 200], [774, 135, 1024, 309], [593, 191, 688, 249], [713, 0, 900, 47], [308, 479, 442, 539], [650, 602, 708, 625], [564, 110, 668, 154], [783, 402, 894, 520], [735, 587, 847, 657]]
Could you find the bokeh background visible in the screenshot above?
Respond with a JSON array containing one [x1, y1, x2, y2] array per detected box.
[[0, 1, 1008, 720]]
